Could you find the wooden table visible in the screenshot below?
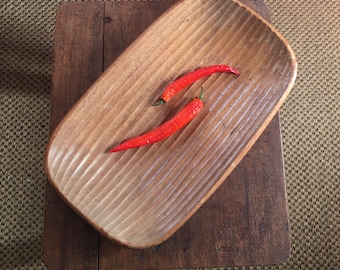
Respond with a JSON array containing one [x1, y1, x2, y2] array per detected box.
[[43, 1, 290, 269]]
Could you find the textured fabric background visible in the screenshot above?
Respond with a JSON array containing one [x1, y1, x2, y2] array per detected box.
[[0, 0, 338, 269]]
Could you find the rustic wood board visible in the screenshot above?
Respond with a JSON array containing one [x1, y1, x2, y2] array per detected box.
[[43, 1, 291, 269]]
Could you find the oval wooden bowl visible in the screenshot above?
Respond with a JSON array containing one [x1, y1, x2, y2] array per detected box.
[[45, 0, 297, 248]]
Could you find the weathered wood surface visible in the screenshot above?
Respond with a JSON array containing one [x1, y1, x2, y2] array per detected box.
[[43, 1, 290, 269]]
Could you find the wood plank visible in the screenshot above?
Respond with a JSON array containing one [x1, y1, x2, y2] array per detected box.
[[43, 3, 104, 269], [44, 1, 290, 269]]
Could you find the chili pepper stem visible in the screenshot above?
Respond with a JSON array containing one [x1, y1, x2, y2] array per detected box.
[[152, 98, 165, 106], [198, 86, 204, 101]]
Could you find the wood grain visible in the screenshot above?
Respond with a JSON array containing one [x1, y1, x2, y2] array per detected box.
[[46, 0, 296, 248], [43, 3, 103, 269], [44, 0, 294, 268]]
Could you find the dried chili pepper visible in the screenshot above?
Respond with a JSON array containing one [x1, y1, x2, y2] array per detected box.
[[153, 64, 239, 106], [110, 88, 205, 153]]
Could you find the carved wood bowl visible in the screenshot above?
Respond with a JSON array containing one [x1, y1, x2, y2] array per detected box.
[[45, 0, 297, 248]]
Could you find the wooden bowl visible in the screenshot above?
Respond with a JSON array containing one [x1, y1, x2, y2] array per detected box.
[[45, 0, 297, 248]]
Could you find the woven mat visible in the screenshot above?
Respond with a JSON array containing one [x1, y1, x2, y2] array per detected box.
[[0, 0, 338, 269]]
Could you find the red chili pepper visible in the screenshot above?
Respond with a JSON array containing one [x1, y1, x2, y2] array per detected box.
[[110, 88, 205, 153], [153, 64, 239, 106]]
